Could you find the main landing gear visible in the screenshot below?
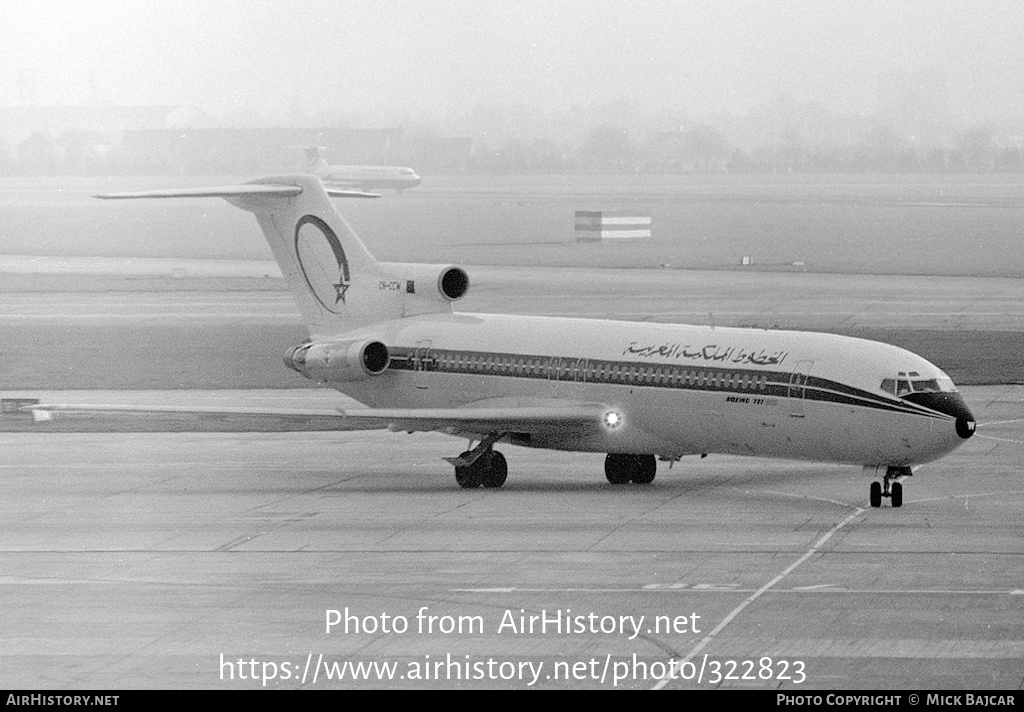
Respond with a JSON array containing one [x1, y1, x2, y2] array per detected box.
[[454, 449, 507, 489], [445, 435, 508, 489], [445, 445, 659, 489], [604, 454, 657, 485], [870, 466, 910, 508]]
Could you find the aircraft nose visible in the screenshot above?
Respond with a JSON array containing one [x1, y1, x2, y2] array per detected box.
[[956, 416, 976, 439], [945, 393, 976, 439], [906, 391, 975, 439]]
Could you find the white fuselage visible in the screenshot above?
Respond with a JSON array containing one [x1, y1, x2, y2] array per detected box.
[[322, 312, 972, 468], [319, 165, 421, 192]]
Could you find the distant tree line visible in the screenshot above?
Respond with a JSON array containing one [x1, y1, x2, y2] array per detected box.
[[2, 123, 1022, 175], [468, 124, 1024, 174]]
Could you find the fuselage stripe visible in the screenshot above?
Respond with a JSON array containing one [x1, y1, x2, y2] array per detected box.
[[385, 347, 948, 420]]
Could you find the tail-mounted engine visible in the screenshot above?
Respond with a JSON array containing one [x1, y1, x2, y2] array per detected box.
[[376, 262, 469, 303], [284, 339, 389, 382]]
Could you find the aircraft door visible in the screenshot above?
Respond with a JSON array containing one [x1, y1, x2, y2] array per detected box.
[[788, 360, 814, 417], [547, 357, 561, 382], [551, 357, 587, 398], [571, 359, 588, 382], [412, 340, 433, 390]]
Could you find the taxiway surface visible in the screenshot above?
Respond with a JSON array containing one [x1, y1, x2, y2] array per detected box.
[[1, 386, 1021, 689], [2, 172, 1022, 689]]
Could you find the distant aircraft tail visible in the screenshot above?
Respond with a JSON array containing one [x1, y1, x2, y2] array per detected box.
[[97, 175, 468, 338], [302, 145, 330, 173]]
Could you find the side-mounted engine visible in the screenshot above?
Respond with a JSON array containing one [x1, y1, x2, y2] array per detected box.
[[284, 338, 389, 382]]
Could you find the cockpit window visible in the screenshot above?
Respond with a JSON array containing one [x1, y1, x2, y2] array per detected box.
[[882, 374, 958, 397]]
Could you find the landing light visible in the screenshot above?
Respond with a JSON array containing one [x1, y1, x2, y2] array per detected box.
[[603, 411, 623, 429]]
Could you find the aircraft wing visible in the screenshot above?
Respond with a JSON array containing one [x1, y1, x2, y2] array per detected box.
[[21, 403, 370, 433], [323, 186, 382, 199], [23, 400, 613, 439], [340, 400, 614, 440]]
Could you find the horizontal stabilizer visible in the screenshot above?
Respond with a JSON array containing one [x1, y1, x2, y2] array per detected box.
[[95, 182, 380, 200], [95, 184, 302, 200]]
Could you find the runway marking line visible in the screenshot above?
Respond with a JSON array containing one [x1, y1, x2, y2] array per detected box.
[[651, 506, 865, 690], [975, 434, 1024, 445], [911, 488, 1024, 504]]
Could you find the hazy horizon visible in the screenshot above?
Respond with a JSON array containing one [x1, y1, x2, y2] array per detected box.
[[3, 1, 1023, 124]]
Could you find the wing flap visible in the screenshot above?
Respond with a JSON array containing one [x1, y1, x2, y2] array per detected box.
[[340, 402, 610, 438]]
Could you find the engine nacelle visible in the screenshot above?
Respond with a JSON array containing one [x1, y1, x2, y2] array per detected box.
[[376, 262, 469, 303], [284, 339, 389, 382]]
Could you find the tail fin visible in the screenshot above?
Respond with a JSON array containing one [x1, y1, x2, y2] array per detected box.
[[97, 175, 465, 338]]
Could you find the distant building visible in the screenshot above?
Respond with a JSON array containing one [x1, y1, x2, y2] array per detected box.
[[0, 104, 216, 174], [0, 105, 215, 147]]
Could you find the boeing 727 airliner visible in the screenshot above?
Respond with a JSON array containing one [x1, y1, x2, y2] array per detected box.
[[47, 175, 975, 507], [302, 146, 421, 193]]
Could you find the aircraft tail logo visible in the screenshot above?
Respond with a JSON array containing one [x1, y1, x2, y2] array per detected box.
[[295, 214, 351, 311]]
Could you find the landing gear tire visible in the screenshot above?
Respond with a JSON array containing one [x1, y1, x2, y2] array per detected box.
[[605, 454, 631, 484], [605, 454, 657, 485], [869, 481, 882, 508], [455, 451, 481, 489], [871, 467, 910, 507], [631, 455, 657, 484], [481, 451, 507, 488], [454, 449, 508, 489]]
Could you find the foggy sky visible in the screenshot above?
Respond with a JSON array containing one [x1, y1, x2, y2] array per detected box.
[[3, 0, 1022, 123]]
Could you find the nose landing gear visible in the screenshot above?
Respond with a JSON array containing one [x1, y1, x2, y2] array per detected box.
[[870, 466, 910, 508]]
